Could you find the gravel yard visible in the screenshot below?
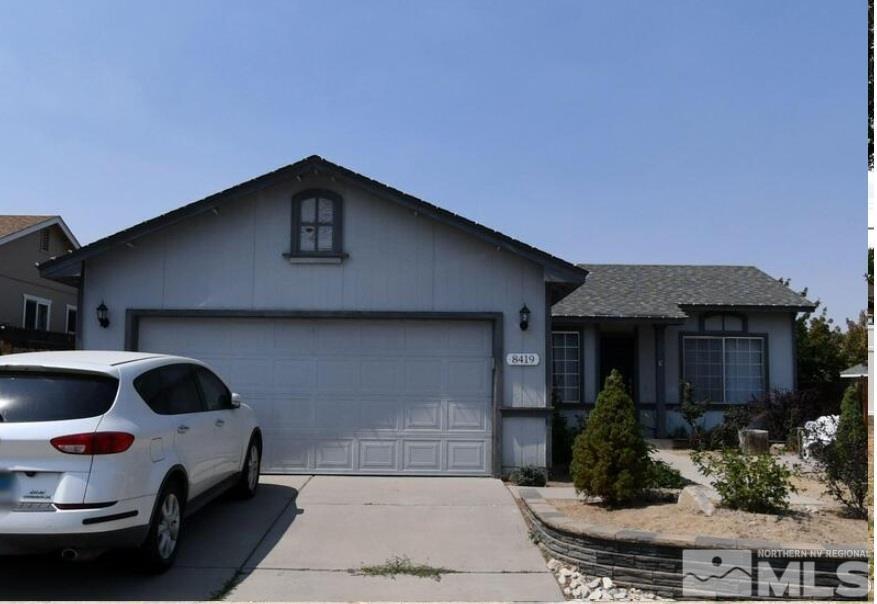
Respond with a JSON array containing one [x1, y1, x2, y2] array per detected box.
[[547, 497, 868, 545]]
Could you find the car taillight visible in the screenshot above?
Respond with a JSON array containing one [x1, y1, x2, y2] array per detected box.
[[50, 432, 135, 455]]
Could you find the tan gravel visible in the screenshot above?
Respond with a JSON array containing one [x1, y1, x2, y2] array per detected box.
[[547, 499, 869, 546]]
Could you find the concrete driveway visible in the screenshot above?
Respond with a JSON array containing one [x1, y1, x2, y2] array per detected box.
[[0, 476, 561, 602]]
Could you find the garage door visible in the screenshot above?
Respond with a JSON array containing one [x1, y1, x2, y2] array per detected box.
[[138, 317, 494, 475]]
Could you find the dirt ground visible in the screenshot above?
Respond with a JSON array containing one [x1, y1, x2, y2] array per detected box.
[[547, 497, 869, 545]]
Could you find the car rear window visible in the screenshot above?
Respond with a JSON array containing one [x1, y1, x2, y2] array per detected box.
[[0, 370, 119, 423]]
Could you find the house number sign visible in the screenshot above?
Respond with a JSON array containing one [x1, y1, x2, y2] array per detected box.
[[506, 353, 540, 366]]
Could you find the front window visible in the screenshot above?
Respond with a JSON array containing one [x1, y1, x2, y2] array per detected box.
[[552, 331, 581, 403], [292, 190, 342, 255], [22, 295, 51, 331], [682, 336, 765, 403]]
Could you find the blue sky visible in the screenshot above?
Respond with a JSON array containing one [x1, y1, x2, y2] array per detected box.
[[0, 1, 865, 324]]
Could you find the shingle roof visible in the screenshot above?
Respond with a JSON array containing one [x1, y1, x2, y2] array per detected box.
[[0, 215, 53, 239], [840, 363, 868, 378], [552, 264, 816, 319]]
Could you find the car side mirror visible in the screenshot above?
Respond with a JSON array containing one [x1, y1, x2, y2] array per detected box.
[[230, 393, 242, 409]]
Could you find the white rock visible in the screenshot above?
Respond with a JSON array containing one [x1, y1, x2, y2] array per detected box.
[[614, 589, 628, 600], [560, 568, 573, 578], [602, 577, 614, 589], [563, 587, 572, 596], [677, 485, 716, 516], [588, 588, 603, 600], [588, 578, 602, 589]]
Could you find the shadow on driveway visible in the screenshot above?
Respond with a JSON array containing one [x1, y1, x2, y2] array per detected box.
[[0, 478, 305, 601]]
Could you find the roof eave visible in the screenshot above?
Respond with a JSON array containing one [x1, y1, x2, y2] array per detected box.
[[39, 156, 587, 285]]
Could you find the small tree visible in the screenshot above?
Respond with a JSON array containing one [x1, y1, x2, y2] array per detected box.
[[679, 380, 708, 447], [570, 370, 650, 506], [811, 384, 869, 518]]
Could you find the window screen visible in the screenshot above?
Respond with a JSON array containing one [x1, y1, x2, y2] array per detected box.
[[552, 331, 581, 403], [683, 336, 765, 403]]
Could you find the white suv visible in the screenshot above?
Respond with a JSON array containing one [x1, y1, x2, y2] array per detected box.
[[0, 351, 261, 572]]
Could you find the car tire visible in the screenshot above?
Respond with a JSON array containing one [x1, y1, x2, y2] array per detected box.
[[138, 480, 184, 573], [233, 436, 261, 499]]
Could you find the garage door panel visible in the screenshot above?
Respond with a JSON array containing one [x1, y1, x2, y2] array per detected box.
[[447, 440, 487, 472], [403, 360, 443, 393], [448, 399, 489, 431], [403, 440, 442, 471], [447, 359, 491, 394], [404, 400, 443, 430], [357, 398, 399, 430], [315, 440, 354, 470], [272, 322, 316, 352], [272, 359, 317, 391], [360, 323, 405, 353], [138, 317, 493, 475], [358, 439, 397, 471], [360, 360, 401, 392]]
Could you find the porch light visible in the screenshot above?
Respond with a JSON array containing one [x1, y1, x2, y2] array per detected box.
[[519, 304, 530, 331], [96, 302, 110, 328]]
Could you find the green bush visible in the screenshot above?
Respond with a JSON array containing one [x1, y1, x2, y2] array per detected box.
[[509, 465, 547, 487], [810, 385, 869, 518], [570, 370, 650, 506], [691, 449, 797, 514], [706, 406, 752, 450], [551, 409, 587, 468], [646, 459, 688, 489]]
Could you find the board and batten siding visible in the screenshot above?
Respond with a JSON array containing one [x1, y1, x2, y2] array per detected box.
[[79, 176, 549, 470]]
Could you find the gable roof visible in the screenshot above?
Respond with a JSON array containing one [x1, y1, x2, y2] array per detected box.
[[552, 264, 816, 320], [0, 215, 80, 249], [39, 155, 587, 286]]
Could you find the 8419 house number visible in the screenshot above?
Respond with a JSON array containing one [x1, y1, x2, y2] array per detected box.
[[506, 353, 540, 366]]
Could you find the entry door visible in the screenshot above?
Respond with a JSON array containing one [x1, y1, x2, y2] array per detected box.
[[138, 317, 494, 476], [599, 334, 636, 395]]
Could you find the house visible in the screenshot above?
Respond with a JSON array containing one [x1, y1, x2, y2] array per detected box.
[[39, 156, 587, 476], [38, 156, 812, 473], [0, 215, 80, 353], [551, 264, 815, 437]]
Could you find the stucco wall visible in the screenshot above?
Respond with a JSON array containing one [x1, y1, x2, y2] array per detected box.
[[79, 176, 553, 469], [0, 226, 77, 332]]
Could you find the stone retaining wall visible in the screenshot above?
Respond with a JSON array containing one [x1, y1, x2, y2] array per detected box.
[[517, 488, 870, 600]]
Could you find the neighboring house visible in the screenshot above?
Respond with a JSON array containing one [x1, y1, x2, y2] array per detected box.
[[0, 215, 80, 353], [38, 156, 812, 473], [551, 264, 815, 437]]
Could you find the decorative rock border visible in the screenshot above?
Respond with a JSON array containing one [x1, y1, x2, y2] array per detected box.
[[516, 488, 870, 600]]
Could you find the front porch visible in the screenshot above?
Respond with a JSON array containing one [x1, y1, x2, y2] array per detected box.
[[550, 318, 680, 437]]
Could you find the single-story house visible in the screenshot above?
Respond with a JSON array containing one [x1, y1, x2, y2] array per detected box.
[[39, 156, 814, 475]]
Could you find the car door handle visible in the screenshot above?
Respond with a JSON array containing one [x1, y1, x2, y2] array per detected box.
[[177, 425, 190, 434], [215, 419, 225, 427]]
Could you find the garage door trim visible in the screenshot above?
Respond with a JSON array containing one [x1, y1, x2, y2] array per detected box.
[[125, 308, 504, 476]]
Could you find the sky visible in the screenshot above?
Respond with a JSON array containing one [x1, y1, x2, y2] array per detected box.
[[0, 1, 866, 325]]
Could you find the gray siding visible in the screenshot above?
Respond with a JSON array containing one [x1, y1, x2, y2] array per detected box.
[[0, 226, 77, 333], [79, 176, 552, 469]]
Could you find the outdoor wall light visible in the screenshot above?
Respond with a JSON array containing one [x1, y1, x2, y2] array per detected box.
[[519, 304, 530, 331], [96, 301, 110, 328]]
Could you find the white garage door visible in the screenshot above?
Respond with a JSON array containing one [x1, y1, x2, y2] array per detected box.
[[138, 317, 494, 475]]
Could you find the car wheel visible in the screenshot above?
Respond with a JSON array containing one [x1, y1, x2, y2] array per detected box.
[[233, 436, 261, 499], [139, 481, 184, 573]]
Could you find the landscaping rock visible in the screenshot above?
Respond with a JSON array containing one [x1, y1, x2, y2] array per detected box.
[[676, 485, 716, 516], [546, 559, 659, 601]]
